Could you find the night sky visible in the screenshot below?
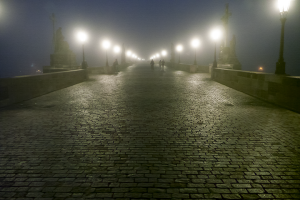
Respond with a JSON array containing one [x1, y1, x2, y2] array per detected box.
[[0, 0, 300, 78]]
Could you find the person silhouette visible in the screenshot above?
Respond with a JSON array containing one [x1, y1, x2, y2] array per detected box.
[[159, 60, 162, 69], [150, 59, 154, 68], [162, 59, 165, 71], [113, 59, 119, 72]]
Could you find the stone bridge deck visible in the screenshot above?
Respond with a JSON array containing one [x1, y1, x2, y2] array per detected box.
[[0, 63, 300, 200]]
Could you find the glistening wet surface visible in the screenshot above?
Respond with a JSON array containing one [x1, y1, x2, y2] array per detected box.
[[0, 63, 300, 199]]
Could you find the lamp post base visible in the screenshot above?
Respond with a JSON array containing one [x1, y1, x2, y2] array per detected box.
[[275, 60, 286, 75], [105, 51, 109, 67], [211, 61, 218, 79], [82, 61, 88, 69], [212, 60, 217, 69]]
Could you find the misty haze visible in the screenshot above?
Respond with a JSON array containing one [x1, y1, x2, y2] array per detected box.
[[0, 1, 300, 199]]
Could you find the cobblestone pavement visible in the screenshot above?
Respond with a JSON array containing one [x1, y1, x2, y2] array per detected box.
[[1, 63, 300, 200]]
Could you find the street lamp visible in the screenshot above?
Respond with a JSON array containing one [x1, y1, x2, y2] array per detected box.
[[77, 31, 88, 69], [126, 50, 132, 63], [114, 45, 121, 59], [191, 38, 200, 65], [275, 0, 291, 75], [210, 28, 222, 70], [176, 45, 183, 63], [114, 45, 120, 53], [102, 40, 111, 67], [162, 50, 167, 57], [126, 50, 132, 57], [132, 54, 137, 62]]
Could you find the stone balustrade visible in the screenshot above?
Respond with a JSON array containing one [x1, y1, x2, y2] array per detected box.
[[166, 62, 209, 73], [213, 68, 300, 113], [0, 69, 87, 107], [88, 63, 131, 75]]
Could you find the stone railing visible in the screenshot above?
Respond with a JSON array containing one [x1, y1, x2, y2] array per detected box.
[[88, 67, 105, 74], [213, 68, 300, 113], [88, 63, 131, 75], [0, 69, 87, 107], [167, 62, 209, 73]]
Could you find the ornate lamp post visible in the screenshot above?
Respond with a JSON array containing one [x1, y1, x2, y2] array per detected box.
[[161, 50, 167, 70], [176, 45, 183, 63], [275, 0, 291, 75], [191, 38, 200, 65], [113, 45, 120, 71], [131, 53, 137, 63], [77, 31, 88, 69], [210, 28, 222, 79], [126, 50, 132, 63], [210, 28, 222, 69], [102, 40, 111, 67], [114, 45, 121, 59]]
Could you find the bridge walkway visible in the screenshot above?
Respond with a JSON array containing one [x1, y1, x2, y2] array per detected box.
[[0, 63, 300, 199]]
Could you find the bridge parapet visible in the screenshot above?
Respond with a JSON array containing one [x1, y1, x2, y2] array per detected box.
[[213, 68, 300, 113], [88, 63, 131, 75], [167, 62, 209, 73], [0, 69, 87, 107]]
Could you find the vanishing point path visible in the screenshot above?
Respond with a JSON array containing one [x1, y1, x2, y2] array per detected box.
[[1, 63, 300, 200]]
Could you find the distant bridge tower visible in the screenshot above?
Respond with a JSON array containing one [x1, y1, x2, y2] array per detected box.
[[49, 13, 56, 53], [221, 4, 231, 47]]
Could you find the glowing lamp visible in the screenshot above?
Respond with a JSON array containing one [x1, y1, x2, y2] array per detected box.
[[114, 45, 120, 53], [176, 45, 183, 52], [278, 0, 291, 13], [191, 38, 200, 48], [210, 29, 222, 41], [77, 31, 88, 43], [102, 40, 111, 49]]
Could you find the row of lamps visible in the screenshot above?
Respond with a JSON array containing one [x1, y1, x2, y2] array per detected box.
[[150, 0, 291, 75], [150, 50, 167, 61], [172, 29, 221, 67], [76, 32, 144, 68]]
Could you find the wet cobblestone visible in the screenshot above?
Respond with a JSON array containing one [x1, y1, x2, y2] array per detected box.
[[0, 63, 300, 199]]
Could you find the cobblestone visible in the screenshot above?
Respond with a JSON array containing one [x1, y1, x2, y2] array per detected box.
[[0, 63, 300, 199]]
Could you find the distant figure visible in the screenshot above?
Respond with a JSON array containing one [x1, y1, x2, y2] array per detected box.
[[162, 60, 165, 71], [159, 60, 162, 68], [150, 59, 154, 68], [113, 59, 119, 72]]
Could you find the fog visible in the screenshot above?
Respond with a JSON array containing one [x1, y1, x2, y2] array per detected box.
[[0, 0, 300, 78]]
